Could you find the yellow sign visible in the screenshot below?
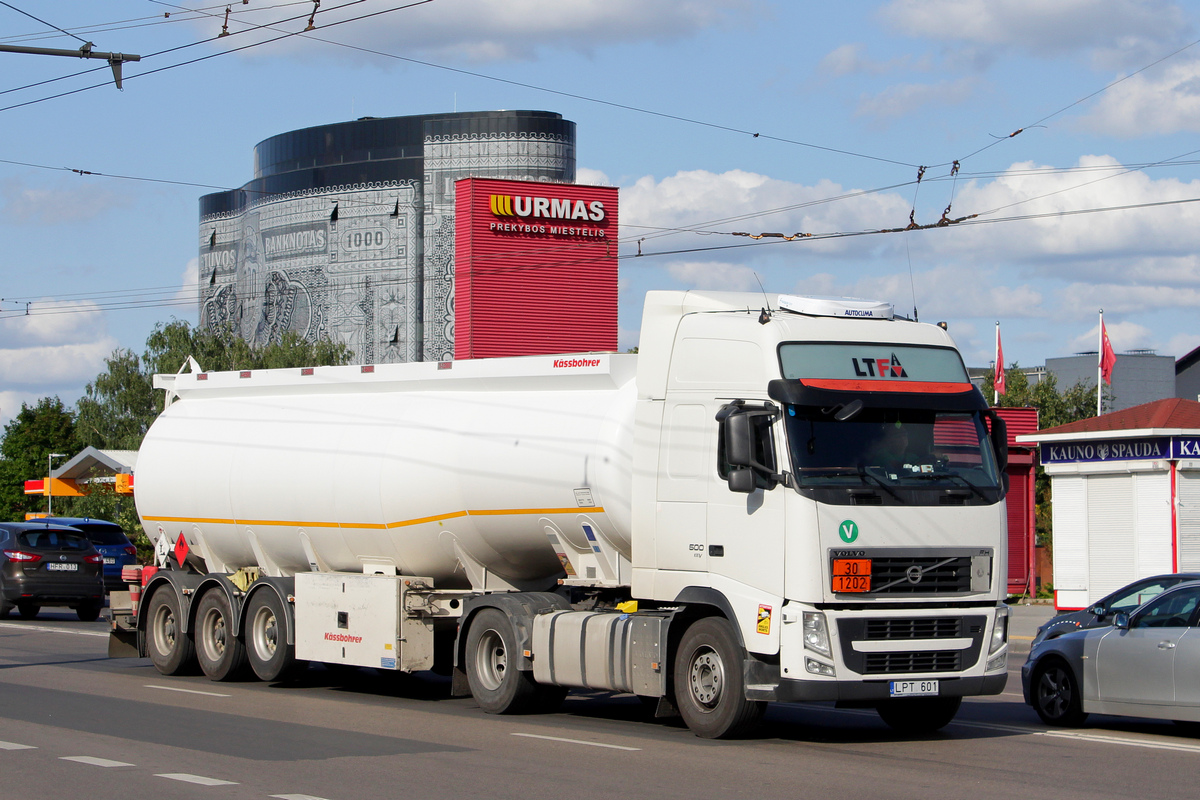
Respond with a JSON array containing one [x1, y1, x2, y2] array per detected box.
[[756, 605, 772, 635]]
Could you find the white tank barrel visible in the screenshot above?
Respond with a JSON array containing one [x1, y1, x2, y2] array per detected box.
[[135, 354, 637, 589]]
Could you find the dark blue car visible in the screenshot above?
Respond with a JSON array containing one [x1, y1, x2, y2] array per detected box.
[[39, 517, 137, 592]]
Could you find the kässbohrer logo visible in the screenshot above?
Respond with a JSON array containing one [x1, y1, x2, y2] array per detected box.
[[324, 632, 363, 643], [553, 358, 601, 368], [491, 194, 606, 222]]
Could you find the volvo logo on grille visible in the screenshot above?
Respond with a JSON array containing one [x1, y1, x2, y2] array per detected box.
[[906, 565, 923, 584]]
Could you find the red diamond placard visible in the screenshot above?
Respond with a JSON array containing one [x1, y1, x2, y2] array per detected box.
[[174, 532, 190, 568]]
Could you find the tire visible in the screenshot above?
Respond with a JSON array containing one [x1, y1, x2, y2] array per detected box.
[[465, 608, 541, 714], [673, 617, 766, 739], [75, 602, 102, 622], [1032, 659, 1087, 727], [16, 602, 40, 620], [876, 696, 962, 733], [194, 589, 249, 681], [146, 586, 197, 675], [245, 589, 296, 682]]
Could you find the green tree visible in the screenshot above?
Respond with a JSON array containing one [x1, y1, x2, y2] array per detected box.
[[0, 397, 81, 520], [77, 319, 353, 452]]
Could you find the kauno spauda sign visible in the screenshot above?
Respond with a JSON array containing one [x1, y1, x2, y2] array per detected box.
[[1042, 437, 1200, 463]]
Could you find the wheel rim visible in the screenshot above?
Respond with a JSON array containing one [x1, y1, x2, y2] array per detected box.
[[474, 628, 507, 692], [251, 605, 278, 661], [1037, 666, 1071, 719], [153, 603, 177, 654], [688, 645, 724, 708], [201, 606, 228, 661]]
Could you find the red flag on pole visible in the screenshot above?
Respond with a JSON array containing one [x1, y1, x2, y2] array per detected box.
[[1100, 319, 1117, 384], [995, 324, 1006, 397]]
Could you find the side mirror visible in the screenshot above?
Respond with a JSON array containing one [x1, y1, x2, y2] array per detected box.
[[725, 413, 753, 468], [727, 467, 756, 494], [989, 412, 1009, 472], [1113, 612, 1130, 630], [1089, 604, 1106, 618]]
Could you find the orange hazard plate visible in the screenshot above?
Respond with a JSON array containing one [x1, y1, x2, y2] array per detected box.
[[832, 558, 871, 593]]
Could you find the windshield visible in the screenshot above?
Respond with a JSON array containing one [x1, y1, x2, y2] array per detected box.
[[783, 405, 1001, 504]]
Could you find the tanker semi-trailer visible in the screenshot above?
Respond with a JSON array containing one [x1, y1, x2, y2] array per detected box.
[[110, 290, 1011, 739]]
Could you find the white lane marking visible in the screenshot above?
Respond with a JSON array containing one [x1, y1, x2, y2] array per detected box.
[[0, 741, 36, 750], [951, 719, 1200, 754], [511, 732, 641, 751], [271, 795, 332, 800], [0, 622, 107, 638], [155, 773, 239, 786], [61, 756, 135, 768], [145, 684, 232, 698]]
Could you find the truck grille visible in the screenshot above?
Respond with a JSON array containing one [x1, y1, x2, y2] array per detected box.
[[869, 556, 972, 594], [864, 651, 961, 674], [865, 617, 960, 640]]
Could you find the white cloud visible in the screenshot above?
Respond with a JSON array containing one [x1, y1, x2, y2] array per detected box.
[[176, 258, 201, 320], [1060, 282, 1200, 313], [855, 77, 980, 121], [1079, 58, 1200, 136], [0, 339, 118, 389], [576, 167, 613, 186], [0, 177, 128, 225], [259, 0, 758, 62], [879, 0, 1187, 63], [1067, 319, 1154, 353], [1168, 332, 1200, 359], [664, 260, 762, 291], [0, 300, 105, 348]]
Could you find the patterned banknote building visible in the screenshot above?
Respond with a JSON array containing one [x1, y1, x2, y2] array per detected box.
[[198, 110, 576, 363]]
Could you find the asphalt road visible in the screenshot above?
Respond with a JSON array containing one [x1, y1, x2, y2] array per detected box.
[[2, 603, 1199, 800]]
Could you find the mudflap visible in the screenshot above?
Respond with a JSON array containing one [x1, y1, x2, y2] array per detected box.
[[108, 626, 140, 658]]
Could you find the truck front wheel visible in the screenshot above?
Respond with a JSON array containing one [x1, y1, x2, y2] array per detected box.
[[673, 617, 766, 739], [194, 589, 249, 681], [146, 586, 196, 675], [245, 590, 296, 682], [465, 608, 540, 714]]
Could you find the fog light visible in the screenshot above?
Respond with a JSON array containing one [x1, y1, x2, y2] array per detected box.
[[986, 652, 1007, 672], [805, 657, 835, 677]]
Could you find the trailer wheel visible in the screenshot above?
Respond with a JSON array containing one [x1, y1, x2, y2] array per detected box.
[[673, 617, 766, 739], [876, 696, 962, 733], [465, 608, 540, 714], [146, 586, 196, 675], [194, 589, 249, 681], [246, 590, 296, 682]]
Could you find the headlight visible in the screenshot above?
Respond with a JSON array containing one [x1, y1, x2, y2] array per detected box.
[[803, 611, 831, 658], [989, 606, 1009, 655]]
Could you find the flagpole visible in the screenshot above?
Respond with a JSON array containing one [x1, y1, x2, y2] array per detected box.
[[1098, 309, 1103, 417], [994, 321, 1000, 405]]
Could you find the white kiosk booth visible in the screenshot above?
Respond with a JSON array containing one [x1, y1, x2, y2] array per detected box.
[[1018, 398, 1200, 610]]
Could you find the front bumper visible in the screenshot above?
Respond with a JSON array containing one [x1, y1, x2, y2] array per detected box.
[[762, 672, 1007, 704], [2, 575, 105, 605]]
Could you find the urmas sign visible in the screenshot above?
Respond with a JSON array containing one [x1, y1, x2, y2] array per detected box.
[[454, 177, 618, 360]]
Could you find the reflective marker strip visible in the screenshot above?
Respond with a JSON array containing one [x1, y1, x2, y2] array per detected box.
[[155, 774, 238, 786], [511, 733, 641, 751], [0, 741, 36, 750], [142, 507, 606, 530], [61, 756, 135, 768], [145, 684, 231, 698]]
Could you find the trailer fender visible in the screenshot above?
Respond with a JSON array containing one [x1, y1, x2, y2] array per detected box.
[[139, 570, 205, 638], [244, 577, 296, 646], [451, 592, 571, 696], [192, 575, 247, 638]]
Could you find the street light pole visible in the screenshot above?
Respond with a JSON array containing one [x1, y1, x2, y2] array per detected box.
[[47, 453, 66, 516]]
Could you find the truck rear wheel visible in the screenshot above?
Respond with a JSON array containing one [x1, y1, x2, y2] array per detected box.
[[245, 590, 296, 682], [146, 586, 196, 675], [673, 617, 766, 739], [195, 589, 249, 681], [465, 608, 541, 714], [876, 696, 962, 733]]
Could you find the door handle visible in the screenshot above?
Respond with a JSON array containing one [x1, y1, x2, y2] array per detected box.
[[1158, 641, 1177, 649]]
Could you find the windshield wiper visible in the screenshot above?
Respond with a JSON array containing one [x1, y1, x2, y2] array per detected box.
[[858, 465, 902, 500], [796, 466, 903, 501], [905, 471, 990, 500]]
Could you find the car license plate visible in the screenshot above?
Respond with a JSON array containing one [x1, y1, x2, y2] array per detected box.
[[890, 679, 938, 697], [103, 557, 116, 565], [46, 562, 78, 572]]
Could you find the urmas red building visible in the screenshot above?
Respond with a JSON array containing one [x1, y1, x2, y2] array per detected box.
[[454, 177, 618, 360]]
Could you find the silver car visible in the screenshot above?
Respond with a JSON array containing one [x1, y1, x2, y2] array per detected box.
[[1023, 580, 1200, 726]]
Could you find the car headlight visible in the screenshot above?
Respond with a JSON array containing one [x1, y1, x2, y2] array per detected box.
[[989, 606, 1008, 655], [803, 611, 831, 658]]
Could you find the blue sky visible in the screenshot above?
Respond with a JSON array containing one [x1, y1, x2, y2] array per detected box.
[[4, 0, 1200, 425]]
